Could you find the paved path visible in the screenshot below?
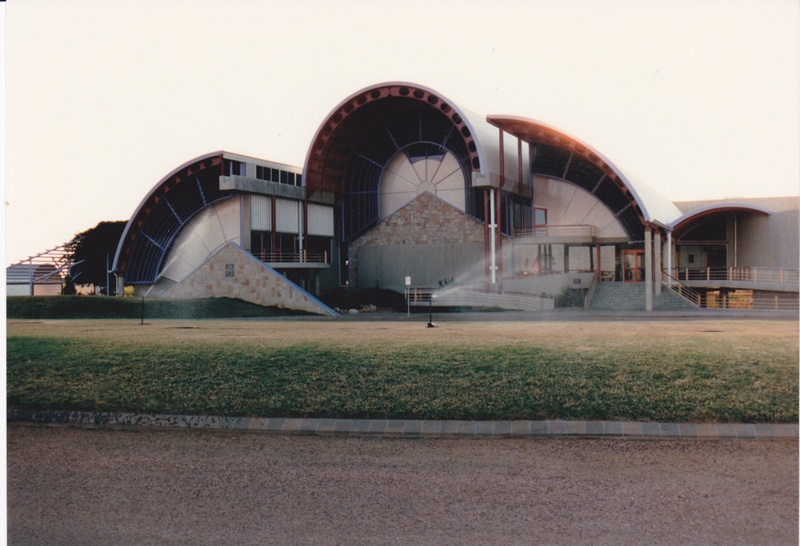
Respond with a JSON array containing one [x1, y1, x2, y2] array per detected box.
[[8, 409, 799, 440], [8, 423, 797, 545]]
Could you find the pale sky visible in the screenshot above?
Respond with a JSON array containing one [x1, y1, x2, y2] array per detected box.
[[4, 0, 799, 266]]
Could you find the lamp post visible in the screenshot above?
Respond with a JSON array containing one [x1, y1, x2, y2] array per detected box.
[[405, 276, 411, 317]]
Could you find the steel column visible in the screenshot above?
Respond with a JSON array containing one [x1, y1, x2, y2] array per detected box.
[[490, 188, 497, 286], [497, 129, 504, 292], [645, 227, 653, 311], [484, 188, 490, 289]]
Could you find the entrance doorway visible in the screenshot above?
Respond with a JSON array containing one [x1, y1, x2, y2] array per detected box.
[[622, 249, 645, 282]]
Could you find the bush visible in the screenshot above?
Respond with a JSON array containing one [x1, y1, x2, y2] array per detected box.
[[6, 296, 307, 319], [555, 288, 587, 308], [320, 288, 405, 311]]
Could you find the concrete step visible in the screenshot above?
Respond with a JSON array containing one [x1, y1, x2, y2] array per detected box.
[[590, 282, 697, 311]]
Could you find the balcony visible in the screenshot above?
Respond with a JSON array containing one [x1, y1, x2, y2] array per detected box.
[[253, 251, 330, 269], [670, 267, 799, 292], [512, 224, 597, 244]]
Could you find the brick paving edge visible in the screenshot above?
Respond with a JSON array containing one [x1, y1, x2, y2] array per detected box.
[[7, 409, 798, 440]]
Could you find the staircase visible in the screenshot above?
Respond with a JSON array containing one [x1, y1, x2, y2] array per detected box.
[[589, 282, 697, 311]]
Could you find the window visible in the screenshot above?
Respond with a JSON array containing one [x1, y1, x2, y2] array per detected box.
[[225, 160, 244, 176], [225, 263, 235, 278], [534, 207, 547, 236]]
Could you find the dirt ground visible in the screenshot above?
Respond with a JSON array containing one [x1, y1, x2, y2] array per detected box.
[[7, 424, 797, 545]]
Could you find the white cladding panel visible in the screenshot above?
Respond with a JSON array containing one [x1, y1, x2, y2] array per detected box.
[[160, 198, 242, 283], [276, 198, 300, 234], [307, 203, 334, 236], [251, 195, 272, 231]]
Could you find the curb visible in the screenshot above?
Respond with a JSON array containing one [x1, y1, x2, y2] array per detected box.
[[8, 409, 798, 440]]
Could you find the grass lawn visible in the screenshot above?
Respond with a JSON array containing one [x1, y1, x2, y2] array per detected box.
[[6, 318, 798, 423]]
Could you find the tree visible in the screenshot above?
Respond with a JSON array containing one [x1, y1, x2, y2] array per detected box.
[[66, 221, 127, 295]]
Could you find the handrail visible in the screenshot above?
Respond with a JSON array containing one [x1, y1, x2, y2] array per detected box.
[[255, 251, 328, 264], [404, 288, 435, 303], [661, 271, 702, 307], [513, 224, 596, 239], [671, 266, 799, 284], [584, 273, 598, 310]]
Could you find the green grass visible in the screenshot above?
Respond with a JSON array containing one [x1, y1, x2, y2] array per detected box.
[[7, 296, 306, 319], [7, 333, 798, 423]]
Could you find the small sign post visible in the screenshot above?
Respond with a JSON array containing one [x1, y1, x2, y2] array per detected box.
[[405, 276, 411, 317]]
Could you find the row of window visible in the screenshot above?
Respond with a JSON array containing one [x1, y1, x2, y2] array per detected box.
[[223, 159, 303, 187], [256, 165, 303, 187], [251, 231, 331, 257]]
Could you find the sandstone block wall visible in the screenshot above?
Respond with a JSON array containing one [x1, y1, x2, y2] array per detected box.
[[164, 243, 337, 316], [349, 192, 493, 291]]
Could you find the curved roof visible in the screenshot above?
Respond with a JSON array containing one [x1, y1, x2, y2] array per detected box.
[[113, 151, 234, 283], [486, 115, 683, 241], [671, 202, 773, 232], [303, 82, 487, 197]]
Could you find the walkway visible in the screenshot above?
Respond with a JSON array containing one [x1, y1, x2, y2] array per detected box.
[[9, 409, 798, 440]]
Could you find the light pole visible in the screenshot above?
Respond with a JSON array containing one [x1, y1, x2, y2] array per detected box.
[[427, 294, 436, 328]]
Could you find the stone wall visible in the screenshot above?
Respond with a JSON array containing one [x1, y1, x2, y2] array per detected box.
[[349, 192, 490, 291], [164, 243, 337, 316], [353, 192, 485, 248]]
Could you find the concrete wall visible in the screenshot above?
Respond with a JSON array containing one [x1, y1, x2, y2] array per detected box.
[[737, 208, 799, 269], [164, 243, 337, 316], [6, 283, 62, 296], [674, 196, 799, 269], [350, 192, 494, 292], [503, 271, 596, 297]]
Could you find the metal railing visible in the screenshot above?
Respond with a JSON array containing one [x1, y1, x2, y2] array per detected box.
[[405, 288, 435, 303], [671, 266, 799, 285], [663, 270, 799, 310], [662, 271, 702, 307], [703, 291, 799, 310], [254, 251, 328, 264], [513, 224, 597, 239]]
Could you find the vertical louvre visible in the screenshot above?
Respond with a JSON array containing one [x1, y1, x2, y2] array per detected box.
[[307, 203, 334, 236], [276, 198, 300, 233], [251, 195, 272, 231]]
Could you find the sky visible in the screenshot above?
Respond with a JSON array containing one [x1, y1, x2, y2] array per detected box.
[[4, 0, 800, 266]]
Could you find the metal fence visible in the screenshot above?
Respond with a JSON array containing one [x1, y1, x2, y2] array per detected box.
[[513, 224, 597, 239], [671, 267, 799, 285], [254, 251, 328, 264]]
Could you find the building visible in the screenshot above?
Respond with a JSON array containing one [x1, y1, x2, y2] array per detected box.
[[110, 82, 799, 314]]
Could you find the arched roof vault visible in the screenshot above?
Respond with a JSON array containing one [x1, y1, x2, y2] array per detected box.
[[486, 115, 682, 242], [303, 82, 486, 198], [113, 151, 233, 283], [671, 203, 773, 236]]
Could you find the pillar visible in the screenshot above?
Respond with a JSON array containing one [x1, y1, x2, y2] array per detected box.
[[654, 230, 662, 296], [644, 227, 653, 311], [596, 244, 601, 282], [666, 230, 673, 284], [490, 188, 497, 286]]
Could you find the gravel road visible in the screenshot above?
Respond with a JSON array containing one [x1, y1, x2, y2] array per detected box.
[[8, 424, 797, 545]]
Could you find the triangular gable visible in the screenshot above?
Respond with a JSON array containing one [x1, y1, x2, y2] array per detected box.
[[163, 243, 337, 316]]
